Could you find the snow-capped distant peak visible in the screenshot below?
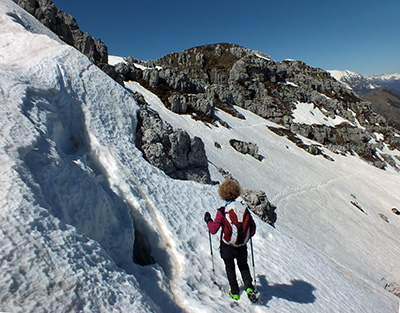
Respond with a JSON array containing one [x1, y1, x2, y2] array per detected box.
[[328, 70, 362, 82], [367, 73, 400, 82], [328, 70, 376, 92]]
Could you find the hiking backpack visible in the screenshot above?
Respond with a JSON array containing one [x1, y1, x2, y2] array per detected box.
[[219, 201, 252, 247]]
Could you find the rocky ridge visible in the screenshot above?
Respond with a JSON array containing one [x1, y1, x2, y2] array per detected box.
[[15, 0, 217, 184], [15, 0, 128, 85], [115, 44, 400, 171]]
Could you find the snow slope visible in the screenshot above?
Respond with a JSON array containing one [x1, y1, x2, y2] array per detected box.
[[1, 1, 399, 312], [292, 101, 350, 126], [126, 79, 400, 312], [108, 55, 127, 66]]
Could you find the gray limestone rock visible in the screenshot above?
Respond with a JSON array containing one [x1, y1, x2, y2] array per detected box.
[[229, 139, 262, 161], [241, 190, 277, 227], [136, 107, 211, 184]]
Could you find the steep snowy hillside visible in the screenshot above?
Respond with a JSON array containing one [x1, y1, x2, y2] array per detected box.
[[1, 1, 399, 313], [114, 44, 400, 173], [127, 81, 400, 311]]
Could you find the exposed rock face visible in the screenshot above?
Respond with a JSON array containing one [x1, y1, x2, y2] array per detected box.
[[229, 139, 262, 161], [119, 43, 400, 171], [98, 64, 125, 86], [136, 106, 212, 184], [17, 0, 108, 65], [168, 92, 215, 119], [385, 282, 400, 298]]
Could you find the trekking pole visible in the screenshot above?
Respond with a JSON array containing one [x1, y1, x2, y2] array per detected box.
[[250, 237, 256, 290], [208, 230, 216, 284]]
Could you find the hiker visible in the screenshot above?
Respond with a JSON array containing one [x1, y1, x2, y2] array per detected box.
[[204, 180, 258, 301]]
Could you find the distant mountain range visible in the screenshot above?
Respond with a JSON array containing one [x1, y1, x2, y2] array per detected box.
[[367, 74, 400, 100], [328, 70, 400, 128]]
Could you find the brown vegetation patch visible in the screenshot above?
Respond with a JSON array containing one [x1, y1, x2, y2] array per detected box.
[[214, 96, 245, 119]]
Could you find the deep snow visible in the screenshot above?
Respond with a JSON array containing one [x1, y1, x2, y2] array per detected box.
[[1, 1, 400, 312]]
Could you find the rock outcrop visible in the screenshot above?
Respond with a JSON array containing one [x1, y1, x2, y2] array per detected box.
[[118, 43, 400, 171], [229, 139, 262, 161], [16, 0, 108, 65], [241, 190, 277, 227], [135, 103, 212, 184], [15, 0, 212, 183], [385, 282, 400, 298]]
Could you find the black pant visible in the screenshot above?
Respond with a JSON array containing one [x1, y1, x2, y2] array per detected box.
[[220, 242, 253, 294]]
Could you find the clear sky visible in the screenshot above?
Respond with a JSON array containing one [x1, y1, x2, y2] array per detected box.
[[52, 0, 399, 75]]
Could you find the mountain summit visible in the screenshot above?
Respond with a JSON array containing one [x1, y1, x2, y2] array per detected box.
[[114, 44, 400, 171]]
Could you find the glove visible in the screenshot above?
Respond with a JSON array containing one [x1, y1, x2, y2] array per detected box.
[[204, 212, 212, 224]]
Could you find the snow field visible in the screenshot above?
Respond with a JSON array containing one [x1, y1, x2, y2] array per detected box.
[[125, 80, 400, 312], [292, 101, 350, 126]]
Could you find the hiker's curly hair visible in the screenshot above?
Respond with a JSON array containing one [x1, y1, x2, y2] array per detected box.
[[218, 180, 242, 202]]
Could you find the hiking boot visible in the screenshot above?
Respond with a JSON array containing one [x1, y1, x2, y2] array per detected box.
[[246, 288, 259, 303], [229, 290, 240, 300]]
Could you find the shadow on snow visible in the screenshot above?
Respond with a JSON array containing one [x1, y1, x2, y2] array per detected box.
[[257, 275, 316, 306]]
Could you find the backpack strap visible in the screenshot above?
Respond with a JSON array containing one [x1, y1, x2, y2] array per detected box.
[[218, 206, 225, 244]]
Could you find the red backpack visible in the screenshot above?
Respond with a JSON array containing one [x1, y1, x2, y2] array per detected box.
[[219, 201, 252, 247]]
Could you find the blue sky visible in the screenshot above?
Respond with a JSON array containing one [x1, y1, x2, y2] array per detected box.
[[52, 0, 399, 75]]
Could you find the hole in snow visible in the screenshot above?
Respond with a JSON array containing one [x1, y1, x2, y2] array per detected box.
[[129, 206, 175, 279], [133, 227, 156, 266]]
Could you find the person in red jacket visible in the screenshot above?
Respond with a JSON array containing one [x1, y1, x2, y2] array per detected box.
[[204, 180, 257, 301]]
